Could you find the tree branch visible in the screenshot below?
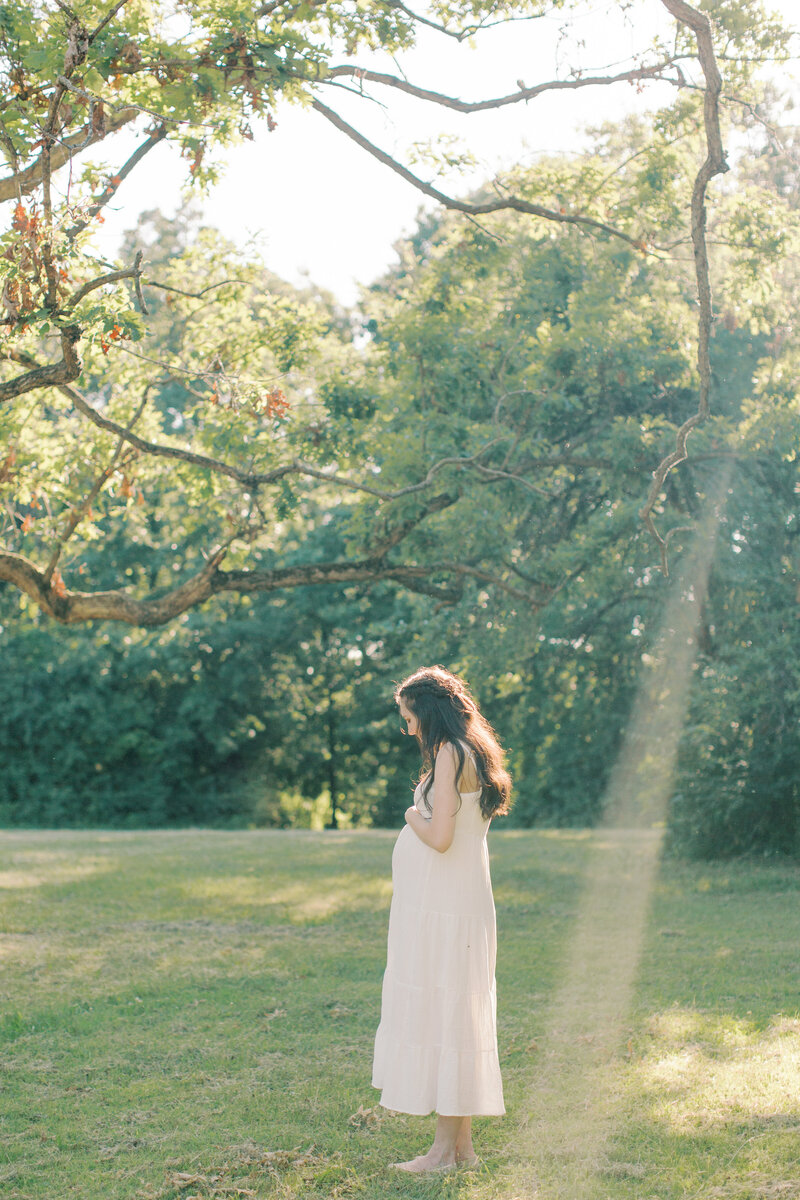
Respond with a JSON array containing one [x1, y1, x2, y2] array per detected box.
[[0, 348, 515, 502], [0, 120, 24, 204], [311, 99, 644, 249], [367, 490, 459, 556], [146, 277, 251, 300], [640, 0, 730, 572], [0, 547, 475, 625], [42, 398, 145, 583], [321, 58, 687, 113], [0, 106, 140, 203], [65, 125, 167, 240], [0, 326, 82, 405], [63, 252, 146, 310], [88, 0, 130, 45], [384, 0, 542, 41]]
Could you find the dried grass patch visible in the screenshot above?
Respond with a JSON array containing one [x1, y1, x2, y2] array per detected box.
[[706, 1174, 800, 1198], [148, 1142, 346, 1200]]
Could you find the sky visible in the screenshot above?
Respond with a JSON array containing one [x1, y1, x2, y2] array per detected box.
[[83, 0, 800, 306]]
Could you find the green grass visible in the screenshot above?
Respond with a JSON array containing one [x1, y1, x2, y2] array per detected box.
[[1, 829, 800, 1199]]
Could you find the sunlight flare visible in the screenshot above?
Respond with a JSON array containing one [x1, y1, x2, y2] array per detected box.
[[514, 468, 732, 1196]]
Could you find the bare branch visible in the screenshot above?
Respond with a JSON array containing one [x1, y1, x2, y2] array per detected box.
[[288, 440, 511, 500], [65, 126, 167, 240], [469, 461, 563, 498], [146, 277, 251, 300], [438, 559, 533, 603], [0, 544, 227, 626], [723, 91, 800, 166], [321, 58, 687, 113], [0, 351, 287, 483], [39, 73, 70, 309], [311, 99, 644, 249], [64, 252, 146, 310], [88, 0, 130, 44], [367, 491, 459, 556], [384, 0, 542, 42], [641, 0, 730, 572], [53, 0, 80, 20], [132, 253, 149, 315]]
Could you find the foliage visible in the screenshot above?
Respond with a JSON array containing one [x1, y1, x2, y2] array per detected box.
[[352, 113, 799, 842], [0, 555, 423, 829], [0, 3, 798, 853], [668, 455, 800, 857], [0, 0, 793, 623]]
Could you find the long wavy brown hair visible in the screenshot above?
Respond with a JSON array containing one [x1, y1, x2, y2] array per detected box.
[[394, 665, 512, 820]]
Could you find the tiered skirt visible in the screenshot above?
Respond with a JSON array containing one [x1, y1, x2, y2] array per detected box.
[[372, 821, 505, 1116]]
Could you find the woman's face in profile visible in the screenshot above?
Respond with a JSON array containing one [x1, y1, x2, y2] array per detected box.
[[398, 699, 419, 737]]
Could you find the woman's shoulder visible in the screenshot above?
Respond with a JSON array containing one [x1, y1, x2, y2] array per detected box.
[[436, 738, 474, 758], [438, 740, 480, 791], [434, 741, 472, 774]]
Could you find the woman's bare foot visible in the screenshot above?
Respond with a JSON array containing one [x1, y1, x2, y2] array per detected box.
[[391, 1153, 456, 1173], [390, 1114, 478, 1171], [455, 1151, 480, 1166]]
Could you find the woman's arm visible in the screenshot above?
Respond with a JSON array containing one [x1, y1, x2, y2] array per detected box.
[[404, 743, 460, 853]]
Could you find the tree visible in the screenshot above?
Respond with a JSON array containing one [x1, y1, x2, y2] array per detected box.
[[1, 0, 792, 627], [355, 125, 800, 831], [1, 99, 797, 837]]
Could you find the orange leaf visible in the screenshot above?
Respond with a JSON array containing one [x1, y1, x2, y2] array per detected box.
[[21, 513, 33, 533], [51, 568, 67, 598]]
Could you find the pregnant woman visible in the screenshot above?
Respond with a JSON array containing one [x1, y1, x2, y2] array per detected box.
[[372, 664, 512, 1173]]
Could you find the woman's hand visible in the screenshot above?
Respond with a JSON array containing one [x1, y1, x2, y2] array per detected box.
[[403, 747, 460, 853]]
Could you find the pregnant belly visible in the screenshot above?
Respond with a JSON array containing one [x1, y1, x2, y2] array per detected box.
[[391, 822, 431, 880]]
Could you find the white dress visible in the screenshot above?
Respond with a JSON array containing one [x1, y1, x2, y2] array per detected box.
[[371, 740, 505, 1116]]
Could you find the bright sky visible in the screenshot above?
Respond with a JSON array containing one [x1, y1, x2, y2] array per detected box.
[[87, 0, 799, 305]]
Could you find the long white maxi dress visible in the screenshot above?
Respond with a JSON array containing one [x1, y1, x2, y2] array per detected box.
[[372, 740, 505, 1116]]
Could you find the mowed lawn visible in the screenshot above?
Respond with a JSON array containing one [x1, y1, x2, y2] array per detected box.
[[1, 828, 800, 1200]]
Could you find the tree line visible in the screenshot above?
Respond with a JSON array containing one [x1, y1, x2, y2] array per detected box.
[[1, 0, 798, 854]]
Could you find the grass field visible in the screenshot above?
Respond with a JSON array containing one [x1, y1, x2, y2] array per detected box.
[[2, 828, 800, 1200]]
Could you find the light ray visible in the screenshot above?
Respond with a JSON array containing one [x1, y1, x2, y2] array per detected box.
[[510, 465, 732, 1197]]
